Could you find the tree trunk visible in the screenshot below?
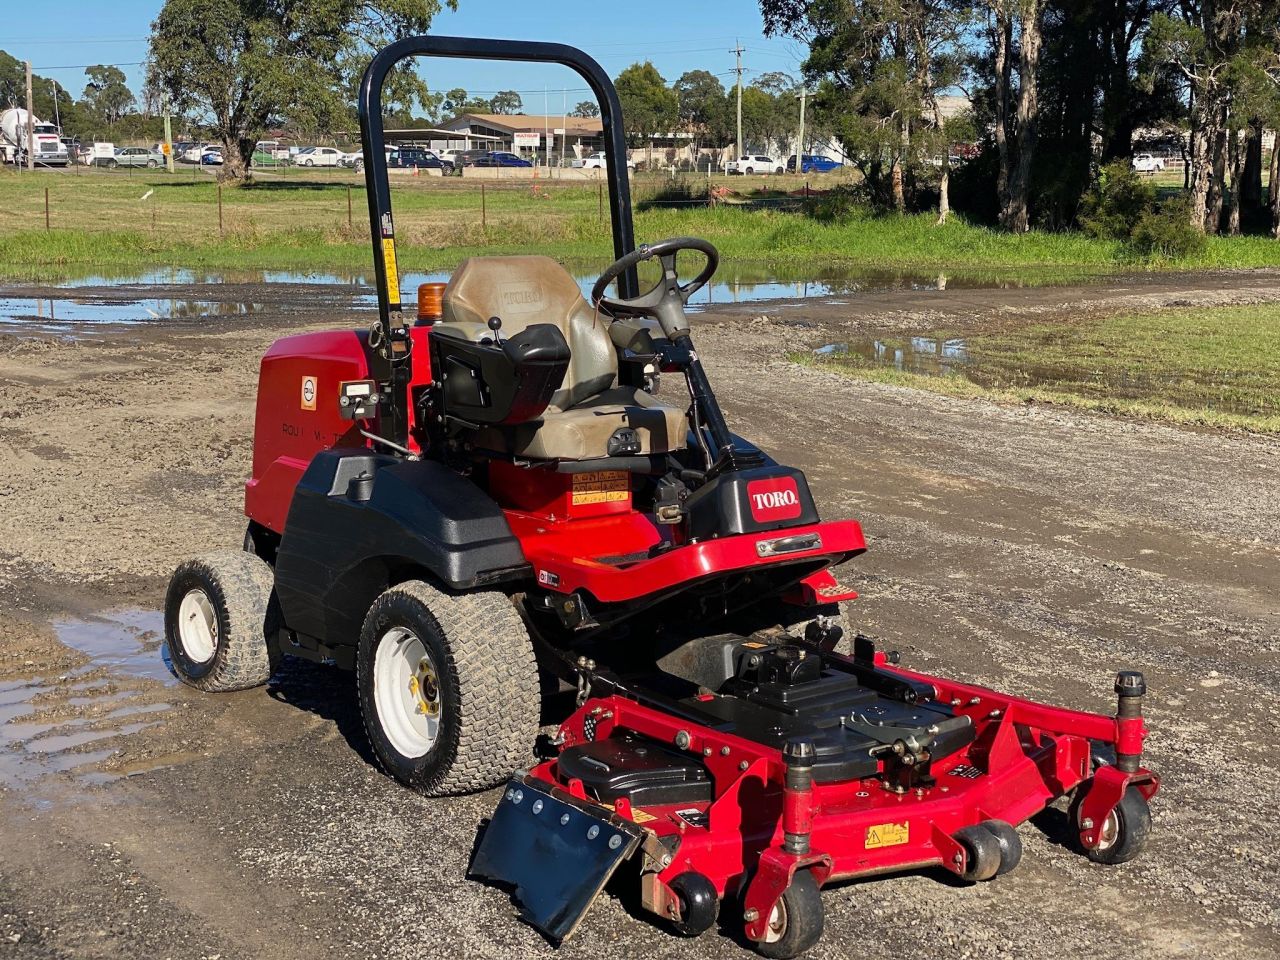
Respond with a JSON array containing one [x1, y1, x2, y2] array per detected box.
[[1207, 124, 1227, 233], [1241, 121, 1263, 210], [1226, 130, 1243, 236], [892, 117, 909, 213], [1001, 3, 1043, 233], [933, 100, 949, 226], [1187, 95, 1214, 232], [1269, 131, 1280, 238], [993, 9, 1013, 217]]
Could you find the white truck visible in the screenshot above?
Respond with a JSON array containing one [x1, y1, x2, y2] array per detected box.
[[1, 108, 69, 166]]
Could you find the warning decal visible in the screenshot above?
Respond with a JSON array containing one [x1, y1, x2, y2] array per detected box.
[[300, 375, 318, 411], [571, 471, 629, 505], [382, 238, 401, 306], [865, 821, 910, 849]]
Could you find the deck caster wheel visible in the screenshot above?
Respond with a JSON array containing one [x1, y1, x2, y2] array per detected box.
[[955, 824, 1003, 882], [752, 870, 823, 959], [981, 819, 1023, 876], [1070, 784, 1152, 865], [357, 581, 540, 796], [670, 872, 718, 936], [164, 550, 277, 692]]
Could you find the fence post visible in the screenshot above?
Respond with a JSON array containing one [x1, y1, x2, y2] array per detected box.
[[481, 181, 487, 232], [217, 183, 224, 236], [598, 180, 603, 222], [44, 186, 49, 230], [347, 184, 353, 229]]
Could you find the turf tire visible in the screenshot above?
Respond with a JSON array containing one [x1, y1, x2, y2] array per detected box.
[[164, 550, 277, 692], [357, 581, 540, 796], [956, 824, 1003, 882]]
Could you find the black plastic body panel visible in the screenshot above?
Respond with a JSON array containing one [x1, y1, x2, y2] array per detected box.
[[273, 449, 528, 648], [432, 323, 569, 425], [684, 464, 819, 541], [557, 735, 713, 806]]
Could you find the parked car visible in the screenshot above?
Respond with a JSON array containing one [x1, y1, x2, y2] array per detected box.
[[727, 154, 784, 175], [387, 147, 454, 174], [103, 146, 166, 169], [786, 154, 842, 174], [251, 140, 291, 166], [182, 142, 218, 163], [1132, 153, 1165, 173], [572, 150, 636, 171], [455, 148, 494, 167], [296, 146, 345, 167], [473, 151, 533, 168], [200, 147, 223, 165]]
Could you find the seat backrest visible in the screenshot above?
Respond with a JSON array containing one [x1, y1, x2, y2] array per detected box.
[[439, 255, 616, 410]]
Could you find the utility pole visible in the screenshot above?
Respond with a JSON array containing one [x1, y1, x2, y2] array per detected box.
[[50, 79, 61, 132], [796, 87, 809, 171], [163, 94, 174, 173], [24, 60, 34, 171], [731, 43, 744, 163]]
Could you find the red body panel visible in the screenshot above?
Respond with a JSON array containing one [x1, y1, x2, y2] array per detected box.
[[245, 326, 437, 532]]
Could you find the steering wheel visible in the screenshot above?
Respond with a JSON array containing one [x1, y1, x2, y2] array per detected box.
[[590, 236, 719, 338]]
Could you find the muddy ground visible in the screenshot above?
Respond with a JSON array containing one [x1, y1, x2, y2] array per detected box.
[[0, 269, 1277, 960]]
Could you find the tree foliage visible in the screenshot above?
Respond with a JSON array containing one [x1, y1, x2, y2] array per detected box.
[[82, 65, 135, 125], [146, 0, 453, 180], [615, 61, 678, 148]]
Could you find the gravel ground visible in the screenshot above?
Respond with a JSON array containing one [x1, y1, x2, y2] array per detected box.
[[0, 270, 1277, 960]]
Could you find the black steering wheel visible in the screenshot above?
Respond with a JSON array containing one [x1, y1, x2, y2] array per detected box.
[[591, 236, 719, 338]]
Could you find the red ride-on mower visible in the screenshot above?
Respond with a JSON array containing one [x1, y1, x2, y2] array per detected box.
[[164, 36, 1160, 958]]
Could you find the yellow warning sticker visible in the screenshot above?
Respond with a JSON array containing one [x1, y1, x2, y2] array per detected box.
[[865, 821, 910, 849], [599, 802, 657, 824], [382, 238, 401, 305], [572, 470, 629, 505]]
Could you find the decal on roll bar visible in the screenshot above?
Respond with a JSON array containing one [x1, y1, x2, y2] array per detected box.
[[382, 238, 401, 307]]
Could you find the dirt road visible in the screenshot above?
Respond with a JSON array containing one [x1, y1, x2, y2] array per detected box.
[[1, 270, 1277, 959]]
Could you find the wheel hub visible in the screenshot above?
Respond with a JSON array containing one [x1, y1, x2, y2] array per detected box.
[[410, 657, 441, 717]]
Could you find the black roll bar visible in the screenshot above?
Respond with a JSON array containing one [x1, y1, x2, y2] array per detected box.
[[357, 35, 638, 331]]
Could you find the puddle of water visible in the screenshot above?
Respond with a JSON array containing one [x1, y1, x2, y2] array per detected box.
[[820, 332, 1271, 417], [0, 610, 176, 798], [0, 295, 268, 328], [51, 609, 175, 686], [0, 263, 1090, 335]]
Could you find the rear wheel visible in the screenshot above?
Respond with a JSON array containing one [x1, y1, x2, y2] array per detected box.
[[164, 551, 277, 691], [107, 159, 118, 169], [147, 158, 158, 168], [753, 870, 824, 959], [357, 581, 540, 796]]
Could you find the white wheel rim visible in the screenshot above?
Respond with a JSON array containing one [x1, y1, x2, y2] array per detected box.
[[373, 627, 442, 759], [177, 588, 218, 664], [1096, 809, 1120, 851], [762, 898, 787, 943]]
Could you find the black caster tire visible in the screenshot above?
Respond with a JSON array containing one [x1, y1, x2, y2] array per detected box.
[[981, 819, 1023, 876], [753, 870, 823, 959], [955, 824, 1003, 882], [357, 581, 540, 796], [164, 550, 277, 692], [1070, 784, 1151, 865], [670, 872, 718, 937]]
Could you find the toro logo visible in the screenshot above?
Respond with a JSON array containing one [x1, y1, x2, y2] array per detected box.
[[747, 476, 803, 523]]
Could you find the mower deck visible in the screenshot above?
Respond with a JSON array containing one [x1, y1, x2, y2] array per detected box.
[[472, 639, 1158, 952]]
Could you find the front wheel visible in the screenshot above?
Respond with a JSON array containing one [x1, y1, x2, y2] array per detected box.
[[107, 159, 118, 169], [753, 870, 824, 959], [1070, 784, 1152, 865], [164, 551, 277, 691], [356, 581, 540, 796]]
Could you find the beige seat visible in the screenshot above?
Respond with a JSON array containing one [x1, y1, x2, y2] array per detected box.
[[437, 255, 687, 460]]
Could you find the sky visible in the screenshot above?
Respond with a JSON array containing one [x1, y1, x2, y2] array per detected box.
[[4, 0, 807, 114]]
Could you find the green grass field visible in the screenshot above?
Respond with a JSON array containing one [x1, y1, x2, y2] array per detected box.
[[4, 167, 1280, 281], [803, 303, 1280, 433]]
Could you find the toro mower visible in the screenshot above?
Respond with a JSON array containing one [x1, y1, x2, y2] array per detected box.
[[164, 36, 1160, 958]]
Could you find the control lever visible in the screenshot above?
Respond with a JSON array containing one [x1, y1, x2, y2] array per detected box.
[[487, 315, 503, 344]]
